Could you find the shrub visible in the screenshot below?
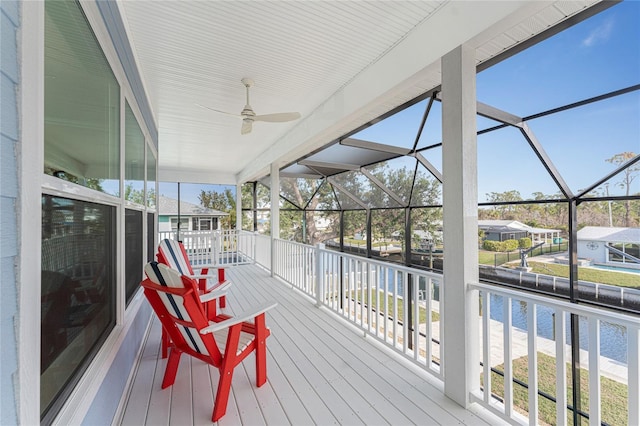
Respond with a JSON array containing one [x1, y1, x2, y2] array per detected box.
[[503, 239, 519, 252], [518, 237, 532, 249], [482, 240, 502, 252]]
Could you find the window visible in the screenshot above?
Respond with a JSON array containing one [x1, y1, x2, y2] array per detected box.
[[147, 212, 156, 262], [193, 217, 212, 231], [125, 102, 145, 203], [124, 209, 143, 305], [171, 217, 189, 231], [147, 145, 156, 208], [44, 0, 120, 196], [41, 195, 116, 422]]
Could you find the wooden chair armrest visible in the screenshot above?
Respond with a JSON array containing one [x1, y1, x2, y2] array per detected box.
[[199, 282, 232, 303], [200, 302, 277, 334]]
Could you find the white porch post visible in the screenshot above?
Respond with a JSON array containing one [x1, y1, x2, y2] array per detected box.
[[18, 2, 44, 424], [270, 163, 280, 276], [442, 44, 480, 407], [236, 183, 242, 231]]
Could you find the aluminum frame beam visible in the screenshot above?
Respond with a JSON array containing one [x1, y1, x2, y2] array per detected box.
[[413, 152, 443, 183], [327, 177, 369, 210], [340, 137, 412, 156], [359, 167, 406, 207], [299, 159, 361, 171], [520, 123, 573, 199]]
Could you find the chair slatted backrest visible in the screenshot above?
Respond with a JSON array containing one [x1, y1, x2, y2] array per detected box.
[[143, 262, 223, 363], [157, 239, 194, 275]]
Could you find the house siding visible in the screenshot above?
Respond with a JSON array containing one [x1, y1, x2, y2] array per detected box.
[[0, 1, 20, 425]]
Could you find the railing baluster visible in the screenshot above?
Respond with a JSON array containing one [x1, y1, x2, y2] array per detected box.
[[555, 308, 567, 426], [503, 296, 513, 418], [375, 265, 380, 338], [629, 326, 640, 426], [413, 274, 419, 362], [367, 263, 373, 334], [482, 291, 491, 404], [360, 260, 364, 327], [588, 317, 601, 426], [403, 271, 408, 355], [393, 269, 398, 349], [427, 277, 433, 369], [527, 302, 538, 426]]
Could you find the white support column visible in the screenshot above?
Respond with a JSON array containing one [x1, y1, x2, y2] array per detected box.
[[19, 2, 44, 425], [270, 163, 280, 276], [442, 44, 479, 407], [236, 183, 242, 231]]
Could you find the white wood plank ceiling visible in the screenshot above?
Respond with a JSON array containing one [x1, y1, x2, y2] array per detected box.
[[118, 0, 599, 184]]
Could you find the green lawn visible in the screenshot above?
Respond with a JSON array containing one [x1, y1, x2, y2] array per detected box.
[[479, 250, 497, 265], [525, 261, 640, 288], [342, 238, 396, 248], [345, 289, 440, 323], [485, 352, 628, 425]]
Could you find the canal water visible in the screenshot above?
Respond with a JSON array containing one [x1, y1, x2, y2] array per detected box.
[[383, 272, 628, 363], [487, 295, 629, 363]]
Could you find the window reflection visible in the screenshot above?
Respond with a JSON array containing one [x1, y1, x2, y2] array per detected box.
[[125, 103, 145, 203], [44, 0, 120, 196], [146, 147, 157, 208], [125, 209, 143, 304], [41, 195, 116, 420]]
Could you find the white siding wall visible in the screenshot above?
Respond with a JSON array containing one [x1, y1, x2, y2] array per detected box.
[[0, 1, 20, 424], [577, 240, 607, 264]]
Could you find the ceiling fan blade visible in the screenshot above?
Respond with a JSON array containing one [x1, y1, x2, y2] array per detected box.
[[196, 103, 241, 118], [241, 119, 253, 135], [253, 112, 301, 123]]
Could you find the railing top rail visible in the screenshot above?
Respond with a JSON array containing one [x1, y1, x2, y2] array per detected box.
[[471, 281, 640, 328], [318, 245, 442, 279], [274, 238, 318, 250]]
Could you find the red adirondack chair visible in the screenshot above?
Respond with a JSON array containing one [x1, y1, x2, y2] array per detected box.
[[157, 238, 230, 357], [142, 262, 276, 422]]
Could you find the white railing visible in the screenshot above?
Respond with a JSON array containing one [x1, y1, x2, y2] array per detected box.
[[254, 234, 272, 269], [272, 239, 443, 378], [157, 231, 639, 424], [471, 282, 640, 426], [157, 230, 254, 266]]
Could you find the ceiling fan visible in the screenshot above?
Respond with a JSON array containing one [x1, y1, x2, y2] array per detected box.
[[198, 78, 301, 135]]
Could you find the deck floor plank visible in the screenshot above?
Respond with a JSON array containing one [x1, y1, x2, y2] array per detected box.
[[120, 263, 504, 425], [120, 317, 161, 426], [242, 266, 485, 425]]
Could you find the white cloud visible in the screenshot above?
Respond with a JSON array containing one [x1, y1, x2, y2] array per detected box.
[[582, 17, 614, 47]]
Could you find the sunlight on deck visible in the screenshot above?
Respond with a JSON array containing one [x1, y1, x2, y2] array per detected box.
[[118, 263, 504, 425]]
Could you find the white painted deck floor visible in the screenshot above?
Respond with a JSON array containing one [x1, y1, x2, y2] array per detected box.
[[118, 263, 503, 426]]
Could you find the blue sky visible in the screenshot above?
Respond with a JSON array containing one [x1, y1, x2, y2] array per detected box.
[[163, 1, 639, 205]]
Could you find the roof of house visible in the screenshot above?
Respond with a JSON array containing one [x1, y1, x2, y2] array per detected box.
[[158, 195, 228, 217], [481, 225, 530, 234], [478, 220, 560, 234], [577, 226, 640, 243]]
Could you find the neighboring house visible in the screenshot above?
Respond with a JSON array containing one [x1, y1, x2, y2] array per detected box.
[[577, 226, 640, 267], [479, 220, 561, 243], [158, 195, 228, 232]]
